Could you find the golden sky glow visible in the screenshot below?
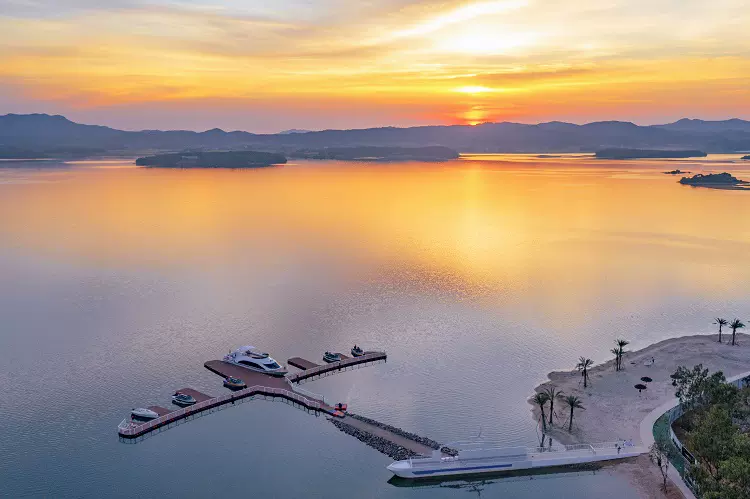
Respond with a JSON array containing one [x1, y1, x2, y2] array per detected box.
[[1, 0, 749, 131]]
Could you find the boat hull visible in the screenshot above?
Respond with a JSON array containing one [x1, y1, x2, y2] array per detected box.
[[226, 361, 288, 377], [223, 381, 246, 389], [131, 410, 158, 421], [171, 397, 196, 407]]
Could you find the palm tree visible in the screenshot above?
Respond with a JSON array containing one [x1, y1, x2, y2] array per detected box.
[[616, 339, 629, 370], [533, 392, 550, 431], [729, 319, 746, 346], [610, 347, 621, 371], [714, 318, 728, 343], [564, 395, 585, 431], [543, 386, 564, 426], [576, 357, 594, 388]]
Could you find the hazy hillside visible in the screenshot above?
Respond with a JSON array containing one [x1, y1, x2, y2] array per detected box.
[[2, 113, 750, 155]]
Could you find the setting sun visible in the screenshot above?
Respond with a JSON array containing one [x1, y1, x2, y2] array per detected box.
[[455, 86, 495, 94], [0, 0, 748, 130]]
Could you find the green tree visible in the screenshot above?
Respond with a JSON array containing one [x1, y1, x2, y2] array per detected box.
[[714, 318, 728, 343], [673, 364, 710, 409], [610, 347, 620, 371], [533, 392, 550, 431], [576, 357, 594, 388], [729, 319, 745, 346], [673, 365, 733, 412], [563, 395, 584, 431], [691, 406, 737, 479], [616, 339, 629, 370], [542, 386, 564, 426], [690, 406, 750, 498]]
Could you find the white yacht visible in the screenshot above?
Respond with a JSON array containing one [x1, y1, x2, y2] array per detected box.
[[387, 440, 644, 479], [223, 346, 288, 377]]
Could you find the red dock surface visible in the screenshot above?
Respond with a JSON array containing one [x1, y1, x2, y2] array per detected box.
[[287, 357, 320, 370], [146, 406, 172, 417]]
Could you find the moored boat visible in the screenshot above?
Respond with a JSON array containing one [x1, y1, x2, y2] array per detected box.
[[223, 346, 288, 377], [387, 440, 644, 479], [171, 392, 196, 406], [131, 408, 159, 420], [323, 351, 342, 363], [223, 376, 246, 389], [351, 345, 364, 357]]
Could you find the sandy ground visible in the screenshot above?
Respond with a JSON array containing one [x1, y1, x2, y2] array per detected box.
[[530, 333, 750, 499]]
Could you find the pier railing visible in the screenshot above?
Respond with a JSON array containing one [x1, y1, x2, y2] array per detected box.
[[404, 440, 638, 463], [530, 441, 635, 454], [287, 351, 386, 384], [118, 384, 324, 439]]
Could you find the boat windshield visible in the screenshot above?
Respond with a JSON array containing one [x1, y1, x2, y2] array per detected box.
[[266, 361, 281, 369]]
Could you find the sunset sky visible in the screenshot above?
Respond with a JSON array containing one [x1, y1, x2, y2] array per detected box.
[[1, 0, 749, 132]]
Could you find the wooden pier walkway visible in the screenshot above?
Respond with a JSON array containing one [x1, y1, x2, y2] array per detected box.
[[118, 350, 387, 441], [287, 357, 320, 370], [119, 384, 330, 440], [286, 351, 387, 384]]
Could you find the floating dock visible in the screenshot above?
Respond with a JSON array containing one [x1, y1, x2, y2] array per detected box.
[[286, 351, 387, 384], [119, 383, 329, 440], [118, 350, 387, 441], [287, 357, 320, 370]]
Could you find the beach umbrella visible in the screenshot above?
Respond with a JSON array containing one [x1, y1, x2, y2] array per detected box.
[[641, 377, 653, 383], [634, 384, 647, 393]]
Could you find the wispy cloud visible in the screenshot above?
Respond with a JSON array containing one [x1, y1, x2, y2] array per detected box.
[[0, 0, 749, 130]]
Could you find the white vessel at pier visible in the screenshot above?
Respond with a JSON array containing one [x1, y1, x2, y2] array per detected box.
[[387, 440, 644, 479], [223, 346, 288, 377]]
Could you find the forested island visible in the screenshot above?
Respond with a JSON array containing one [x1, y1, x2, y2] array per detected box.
[[679, 172, 749, 189], [288, 146, 459, 161], [135, 151, 287, 168], [596, 148, 708, 159]]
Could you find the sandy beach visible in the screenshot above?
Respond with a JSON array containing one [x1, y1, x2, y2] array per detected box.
[[531, 333, 750, 499]]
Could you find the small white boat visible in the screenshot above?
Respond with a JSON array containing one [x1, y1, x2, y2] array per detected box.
[[131, 408, 159, 420], [351, 345, 365, 357], [172, 392, 196, 406], [323, 351, 342, 363], [387, 440, 644, 479]]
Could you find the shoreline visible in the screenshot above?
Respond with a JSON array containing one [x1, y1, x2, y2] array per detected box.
[[529, 333, 750, 498]]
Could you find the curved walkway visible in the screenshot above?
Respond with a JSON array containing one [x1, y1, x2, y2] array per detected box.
[[639, 369, 750, 499]]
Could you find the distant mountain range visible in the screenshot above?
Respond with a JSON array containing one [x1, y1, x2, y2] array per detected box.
[[2, 113, 750, 157]]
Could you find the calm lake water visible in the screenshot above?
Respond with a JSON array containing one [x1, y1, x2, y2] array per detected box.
[[1, 155, 749, 498]]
